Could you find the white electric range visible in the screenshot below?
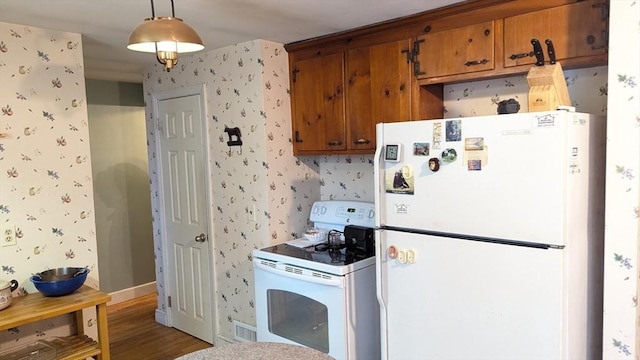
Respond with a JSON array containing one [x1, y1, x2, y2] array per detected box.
[[252, 200, 380, 360]]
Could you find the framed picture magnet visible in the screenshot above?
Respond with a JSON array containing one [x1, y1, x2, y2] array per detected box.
[[413, 143, 430, 156], [385, 165, 414, 195]]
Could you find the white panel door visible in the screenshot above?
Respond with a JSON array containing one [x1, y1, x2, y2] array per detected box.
[[376, 229, 565, 360], [158, 94, 213, 342]]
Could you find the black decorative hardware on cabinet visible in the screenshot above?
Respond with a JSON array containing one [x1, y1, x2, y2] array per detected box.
[[592, 1, 609, 21], [464, 59, 488, 67], [224, 126, 243, 155], [401, 48, 412, 64], [291, 68, 300, 83], [587, 2, 609, 50], [403, 39, 426, 76], [588, 30, 609, 50], [411, 40, 426, 76], [294, 131, 303, 143], [327, 140, 343, 146], [354, 138, 371, 145], [509, 51, 535, 60]]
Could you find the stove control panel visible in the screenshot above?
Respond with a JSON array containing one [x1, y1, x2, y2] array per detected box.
[[310, 200, 375, 229]]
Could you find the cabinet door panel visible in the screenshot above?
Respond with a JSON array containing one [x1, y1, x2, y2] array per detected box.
[[504, 0, 608, 67], [417, 21, 494, 79], [347, 40, 412, 151], [291, 53, 346, 152]]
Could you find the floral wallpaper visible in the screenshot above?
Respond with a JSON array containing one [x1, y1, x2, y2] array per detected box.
[[0, 4, 636, 356], [0, 22, 99, 350], [602, 1, 639, 358], [142, 40, 319, 342]]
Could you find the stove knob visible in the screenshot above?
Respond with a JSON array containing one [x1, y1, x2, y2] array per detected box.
[[320, 206, 327, 215], [368, 209, 375, 219]]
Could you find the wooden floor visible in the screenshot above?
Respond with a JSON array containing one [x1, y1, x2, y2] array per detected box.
[[107, 293, 211, 360]]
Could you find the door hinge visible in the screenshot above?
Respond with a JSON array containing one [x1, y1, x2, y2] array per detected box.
[[406, 39, 426, 76], [292, 68, 300, 83], [592, 2, 609, 21], [167, 295, 171, 308]]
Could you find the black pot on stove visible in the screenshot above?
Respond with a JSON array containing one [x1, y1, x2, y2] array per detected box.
[[344, 225, 374, 256]]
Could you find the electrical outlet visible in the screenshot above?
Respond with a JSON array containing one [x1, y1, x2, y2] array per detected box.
[[1, 224, 17, 247]]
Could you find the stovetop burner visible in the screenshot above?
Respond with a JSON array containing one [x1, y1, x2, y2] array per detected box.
[[259, 243, 374, 267]]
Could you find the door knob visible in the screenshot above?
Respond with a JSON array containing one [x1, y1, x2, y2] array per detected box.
[[195, 233, 207, 243]]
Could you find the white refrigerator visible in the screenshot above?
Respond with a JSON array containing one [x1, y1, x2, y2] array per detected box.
[[374, 110, 605, 360]]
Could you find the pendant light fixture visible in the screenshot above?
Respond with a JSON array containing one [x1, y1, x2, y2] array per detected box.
[[127, 0, 204, 71]]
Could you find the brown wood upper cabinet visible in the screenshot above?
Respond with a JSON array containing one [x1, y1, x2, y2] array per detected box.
[[286, 0, 608, 155], [290, 52, 346, 153], [291, 40, 414, 155], [504, 0, 609, 67], [414, 21, 495, 79], [346, 40, 413, 152]]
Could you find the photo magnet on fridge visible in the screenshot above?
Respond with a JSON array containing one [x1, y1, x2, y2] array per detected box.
[[432, 123, 442, 149], [465, 137, 484, 150], [385, 166, 415, 195], [413, 143, 430, 156], [446, 120, 462, 141], [468, 159, 482, 170]]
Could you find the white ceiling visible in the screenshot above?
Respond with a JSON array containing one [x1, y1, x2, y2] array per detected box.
[[0, 0, 462, 83]]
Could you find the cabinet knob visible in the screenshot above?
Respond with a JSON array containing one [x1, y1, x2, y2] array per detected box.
[[327, 140, 343, 146], [354, 139, 371, 145]]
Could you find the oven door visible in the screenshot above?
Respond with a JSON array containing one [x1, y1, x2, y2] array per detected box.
[[253, 258, 347, 358]]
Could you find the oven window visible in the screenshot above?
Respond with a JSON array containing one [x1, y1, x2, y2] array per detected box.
[[266, 289, 329, 353]]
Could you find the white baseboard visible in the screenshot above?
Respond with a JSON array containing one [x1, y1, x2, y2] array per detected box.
[[155, 308, 169, 326], [107, 281, 157, 306], [216, 335, 234, 346]]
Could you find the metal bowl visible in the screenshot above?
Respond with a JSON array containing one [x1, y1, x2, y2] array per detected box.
[[35, 267, 88, 282], [31, 267, 89, 297]]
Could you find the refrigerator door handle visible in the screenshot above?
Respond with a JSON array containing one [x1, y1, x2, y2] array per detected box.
[[375, 229, 389, 360], [374, 123, 385, 228]]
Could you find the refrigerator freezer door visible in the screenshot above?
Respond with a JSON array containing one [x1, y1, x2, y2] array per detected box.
[[375, 111, 604, 247], [376, 229, 567, 360]]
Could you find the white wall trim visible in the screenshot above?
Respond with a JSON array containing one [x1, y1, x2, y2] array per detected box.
[[107, 281, 157, 306], [155, 308, 169, 326]]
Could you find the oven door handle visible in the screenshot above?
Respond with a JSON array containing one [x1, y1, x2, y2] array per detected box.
[[254, 261, 344, 288]]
